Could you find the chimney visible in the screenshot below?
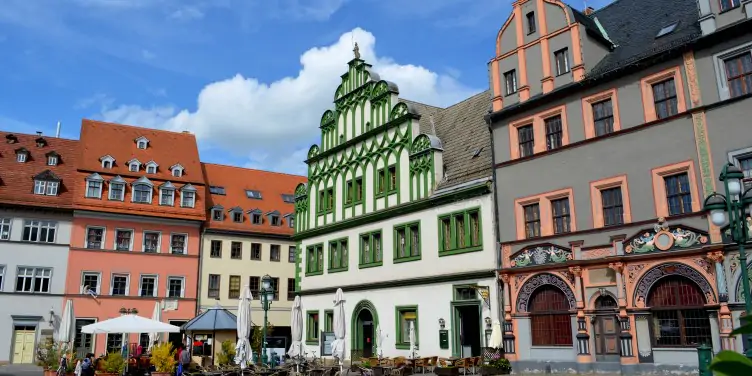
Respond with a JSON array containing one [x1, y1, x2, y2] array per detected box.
[[56, 121, 61, 138], [36, 131, 42, 136], [182, 130, 190, 134], [584, 6, 595, 15]]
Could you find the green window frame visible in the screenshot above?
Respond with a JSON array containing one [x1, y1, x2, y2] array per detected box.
[[305, 243, 324, 276], [317, 187, 335, 214], [438, 207, 483, 256], [393, 221, 421, 263], [324, 310, 334, 332], [306, 310, 320, 344], [395, 305, 419, 350], [345, 177, 363, 206], [359, 230, 383, 268], [328, 238, 349, 272], [376, 165, 397, 197]]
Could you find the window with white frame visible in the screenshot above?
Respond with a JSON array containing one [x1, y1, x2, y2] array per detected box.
[[167, 276, 185, 298], [85, 227, 105, 249], [729, 148, 752, 191], [114, 229, 133, 251], [136, 138, 149, 149], [75, 319, 96, 351], [111, 274, 129, 296], [139, 275, 157, 297], [81, 272, 101, 294], [109, 182, 125, 201], [0, 218, 11, 240], [0, 265, 5, 290], [17, 152, 27, 163], [129, 162, 140, 172], [22, 220, 57, 243], [34, 180, 59, 196], [101, 156, 114, 169], [714, 44, 752, 100], [170, 234, 187, 254], [86, 180, 103, 198], [106, 334, 123, 354], [143, 232, 160, 253], [15, 267, 52, 293], [47, 155, 58, 166], [146, 164, 157, 174], [160, 188, 175, 206], [133, 184, 152, 203], [172, 168, 183, 177], [181, 191, 195, 208]]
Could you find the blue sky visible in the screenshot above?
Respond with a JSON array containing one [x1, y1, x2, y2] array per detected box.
[[0, 0, 610, 174]]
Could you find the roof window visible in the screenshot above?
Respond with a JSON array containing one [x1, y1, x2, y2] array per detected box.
[[246, 190, 262, 199], [281, 194, 295, 203], [135, 136, 149, 149], [209, 186, 226, 195], [656, 22, 679, 38]]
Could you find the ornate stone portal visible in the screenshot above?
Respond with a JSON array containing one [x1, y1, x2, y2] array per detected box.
[[624, 218, 709, 254], [516, 273, 576, 312], [632, 262, 716, 307]]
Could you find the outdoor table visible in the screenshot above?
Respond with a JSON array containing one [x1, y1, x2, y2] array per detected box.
[[445, 357, 460, 366]]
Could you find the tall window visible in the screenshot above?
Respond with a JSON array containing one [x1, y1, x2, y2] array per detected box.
[[106, 334, 123, 354], [648, 276, 711, 347], [526, 11, 536, 34], [86, 227, 104, 249], [109, 183, 125, 201], [228, 275, 241, 299], [210, 240, 222, 258], [181, 191, 195, 207], [249, 276, 260, 298], [270, 245, 281, 261], [720, 0, 742, 12], [724, 52, 752, 98], [359, 232, 382, 266], [601, 187, 624, 226], [592, 99, 615, 136], [554, 48, 569, 75], [306, 312, 319, 342], [139, 275, 157, 297], [504, 70, 517, 95], [82, 272, 100, 294], [75, 319, 96, 352], [115, 230, 132, 251], [530, 286, 573, 346], [111, 274, 129, 295], [518, 125, 534, 158], [208, 274, 220, 298], [86, 180, 103, 198], [652, 79, 678, 119], [160, 189, 175, 206], [287, 278, 296, 301], [329, 239, 348, 270], [22, 220, 57, 243], [133, 184, 152, 203], [439, 209, 482, 253], [396, 307, 419, 349], [231, 242, 242, 259], [395, 223, 420, 260], [167, 277, 184, 298], [523, 203, 541, 238], [545, 116, 563, 150], [143, 232, 160, 253], [0, 218, 10, 240], [16, 267, 52, 293], [551, 198, 571, 234], [288, 246, 296, 263], [664, 173, 692, 216], [170, 234, 187, 254], [271, 277, 279, 300], [251, 243, 261, 260], [739, 156, 752, 191]]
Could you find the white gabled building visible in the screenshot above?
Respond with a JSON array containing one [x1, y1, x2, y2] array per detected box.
[[293, 52, 499, 361]]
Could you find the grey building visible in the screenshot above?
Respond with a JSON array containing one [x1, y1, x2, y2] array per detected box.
[[486, 0, 752, 374], [0, 132, 78, 364]]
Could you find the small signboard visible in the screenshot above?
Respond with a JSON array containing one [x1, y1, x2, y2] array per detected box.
[[320, 331, 335, 356]]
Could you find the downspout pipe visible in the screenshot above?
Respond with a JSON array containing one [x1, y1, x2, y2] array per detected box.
[[196, 226, 206, 317], [485, 110, 505, 324]]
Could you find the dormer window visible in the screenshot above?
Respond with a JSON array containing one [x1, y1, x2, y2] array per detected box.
[[47, 156, 57, 166], [159, 181, 176, 206], [109, 176, 126, 201], [211, 206, 224, 221], [33, 170, 61, 196], [145, 161, 158, 174], [85, 173, 104, 199], [131, 176, 153, 203], [128, 159, 141, 172], [229, 207, 244, 223], [135, 136, 149, 149], [526, 12, 536, 34], [180, 184, 197, 208], [267, 210, 281, 226], [15, 148, 29, 163], [100, 155, 115, 169], [170, 164, 184, 178], [35, 137, 47, 147], [5, 134, 18, 144], [248, 209, 262, 224], [284, 213, 295, 228]]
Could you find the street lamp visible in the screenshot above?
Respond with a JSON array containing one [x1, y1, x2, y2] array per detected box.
[[259, 274, 275, 365], [703, 162, 752, 359]]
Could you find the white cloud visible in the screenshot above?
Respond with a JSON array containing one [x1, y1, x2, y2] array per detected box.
[[99, 28, 482, 174], [169, 6, 204, 21]]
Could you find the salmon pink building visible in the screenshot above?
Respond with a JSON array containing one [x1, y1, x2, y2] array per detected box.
[[65, 120, 207, 355]]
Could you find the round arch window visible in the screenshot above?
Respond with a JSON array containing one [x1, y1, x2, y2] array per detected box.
[[647, 276, 712, 347], [529, 286, 573, 346]]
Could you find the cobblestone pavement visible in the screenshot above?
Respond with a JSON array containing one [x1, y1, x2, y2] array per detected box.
[[0, 365, 42, 376]]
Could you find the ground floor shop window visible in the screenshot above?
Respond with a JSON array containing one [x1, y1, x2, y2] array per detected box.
[[530, 286, 573, 346], [648, 276, 712, 347]]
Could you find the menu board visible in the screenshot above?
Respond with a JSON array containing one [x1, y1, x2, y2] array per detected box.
[[320, 331, 335, 356]]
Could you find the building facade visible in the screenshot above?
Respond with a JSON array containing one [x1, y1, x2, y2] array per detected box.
[[198, 163, 305, 347], [295, 54, 499, 360], [0, 132, 78, 364], [487, 0, 752, 374], [65, 120, 206, 355]]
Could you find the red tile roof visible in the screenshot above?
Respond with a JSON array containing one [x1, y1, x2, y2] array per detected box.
[[74, 119, 207, 221], [0, 131, 79, 210], [201, 163, 306, 236]]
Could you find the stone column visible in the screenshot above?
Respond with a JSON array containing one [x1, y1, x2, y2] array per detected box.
[[609, 262, 634, 359], [500, 274, 516, 355], [609, 262, 627, 310], [569, 266, 591, 360], [708, 250, 736, 350]]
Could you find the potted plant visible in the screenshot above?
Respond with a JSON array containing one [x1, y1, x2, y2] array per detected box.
[[216, 340, 236, 366], [479, 355, 512, 376], [150, 343, 177, 376], [434, 365, 458, 376], [36, 338, 72, 376], [96, 352, 125, 376]]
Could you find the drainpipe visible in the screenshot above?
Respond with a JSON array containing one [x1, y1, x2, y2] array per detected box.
[[196, 226, 206, 317], [485, 112, 505, 323]]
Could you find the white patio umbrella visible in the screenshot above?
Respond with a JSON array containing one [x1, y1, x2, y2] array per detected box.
[[82, 314, 181, 334], [148, 302, 162, 351], [287, 296, 303, 359], [489, 320, 502, 349], [408, 321, 416, 359], [331, 288, 346, 372], [375, 325, 386, 358], [234, 286, 253, 369], [57, 299, 74, 350]]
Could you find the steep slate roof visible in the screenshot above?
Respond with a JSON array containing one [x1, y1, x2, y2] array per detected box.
[[201, 163, 306, 235], [584, 0, 702, 77], [402, 90, 493, 190], [0, 132, 79, 209]]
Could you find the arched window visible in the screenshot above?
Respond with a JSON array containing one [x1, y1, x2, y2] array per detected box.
[[530, 286, 573, 346], [648, 276, 712, 347], [595, 295, 618, 310]]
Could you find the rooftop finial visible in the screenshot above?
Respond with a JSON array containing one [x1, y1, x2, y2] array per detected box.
[[353, 42, 361, 59]]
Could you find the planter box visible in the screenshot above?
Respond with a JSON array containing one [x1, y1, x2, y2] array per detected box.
[[479, 366, 510, 375], [434, 367, 459, 376]]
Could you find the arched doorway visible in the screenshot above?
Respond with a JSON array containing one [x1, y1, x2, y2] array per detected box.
[[351, 300, 379, 358], [529, 286, 573, 346], [647, 276, 712, 347], [593, 294, 619, 360]]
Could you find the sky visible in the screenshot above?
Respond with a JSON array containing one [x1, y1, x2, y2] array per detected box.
[[0, 0, 611, 175]]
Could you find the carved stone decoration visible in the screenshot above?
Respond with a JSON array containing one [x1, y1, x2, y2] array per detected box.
[[514, 274, 528, 293], [517, 273, 577, 312], [633, 263, 717, 308], [560, 270, 576, 285], [627, 264, 646, 283], [581, 247, 614, 260], [511, 245, 573, 268], [694, 257, 714, 275], [624, 218, 709, 254]]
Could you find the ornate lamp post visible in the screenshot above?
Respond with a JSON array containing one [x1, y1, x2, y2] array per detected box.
[[703, 162, 752, 358], [259, 274, 275, 365]]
